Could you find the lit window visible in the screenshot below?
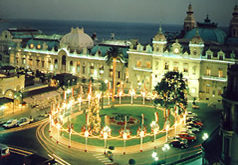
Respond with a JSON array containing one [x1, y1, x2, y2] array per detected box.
[[218, 70, 223, 78], [136, 61, 141, 67], [30, 44, 34, 49], [206, 68, 211, 76], [90, 64, 94, 74], [146, 61, 151, 68], [37, 44, 41, 49], [173, 66, 178, 72], [173, 62, 178, 72]]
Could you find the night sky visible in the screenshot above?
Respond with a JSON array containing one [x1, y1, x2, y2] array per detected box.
[[0, 0, 236, 25]]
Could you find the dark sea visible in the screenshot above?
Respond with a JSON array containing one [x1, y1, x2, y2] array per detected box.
[[0, 19, 183, 44]]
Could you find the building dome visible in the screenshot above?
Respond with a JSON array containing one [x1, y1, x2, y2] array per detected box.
[[184, 27, 227, 44], [60, 27, 94, 52]]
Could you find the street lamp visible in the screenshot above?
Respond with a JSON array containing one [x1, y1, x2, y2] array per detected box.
[[123, 131, 128, 155], [202, 133, 209, 141], [174, 121, 177, 135], [165, 121, 170, 142], [84, 130, 89, 152], [101, 126, 111, 154], [152, 151, 159, 162], [88, 94, 91, 107], [56, 123, 61, 144], [150, 121, 159, 148], [119, 90, 122, 104], [141, 91, 146, 105], [162, 143, 170, 161], [129, 88, 135, 104], [78, 97, 82, 111]]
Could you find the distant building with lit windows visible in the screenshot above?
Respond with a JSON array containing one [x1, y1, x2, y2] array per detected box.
[[1, 4, 238, 104], [7, 27, 129, 87], [128, 4, 238, 103]]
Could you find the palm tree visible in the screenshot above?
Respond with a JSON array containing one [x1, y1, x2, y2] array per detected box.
[[99, 80, 107, 109], [106, 47, 124, 103]]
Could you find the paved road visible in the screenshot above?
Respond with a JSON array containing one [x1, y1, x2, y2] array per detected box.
[[0, 102, 221, 165]]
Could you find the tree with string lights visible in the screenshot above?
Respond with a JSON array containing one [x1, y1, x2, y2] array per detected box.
[[154, 71, 188, 120]]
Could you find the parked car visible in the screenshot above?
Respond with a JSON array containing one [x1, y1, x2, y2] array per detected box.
[[186, 126, 200, 133], [187, 112, 198, 117], [192, 104, 200, 109], [192, 120, 203, 127], [0, 143, 10, 158], [169, 140, 188, 149], [17, 117, 32, 127], [187, 122, 202, 129], [3, 119, 18, 128], [178, 133, 196, 142], [186, 116, 201, 122]]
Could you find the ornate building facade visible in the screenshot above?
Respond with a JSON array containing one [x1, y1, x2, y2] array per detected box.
[[128, 4, 238, 103], [8, 27, 128, 87], [2, 4, 238, 103]]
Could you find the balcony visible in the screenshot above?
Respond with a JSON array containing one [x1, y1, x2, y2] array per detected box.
[[201, 75, 227, 82], [133, 67, 152, 73]]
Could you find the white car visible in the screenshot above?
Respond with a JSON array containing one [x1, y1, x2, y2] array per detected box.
[[186, 126, 200, 133], [3, 119, 18, 128], [187, 112, 198, 117], [17, 117, 32, 127]]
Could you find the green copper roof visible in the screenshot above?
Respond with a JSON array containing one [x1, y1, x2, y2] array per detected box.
[[184, 27, 227, 44]]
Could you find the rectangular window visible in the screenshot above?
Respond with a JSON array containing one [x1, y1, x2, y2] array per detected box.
[[219, 55, 224, 60], [183, 63, 188, 72], [165, 62, 169, 70], [136, 61, 141, 67], [207, 55, 211, 59], [218, 89, 222, 95], [82, 66, 86, 74], [206, 86, 210, 94], [173, 66, 178, 72], [206, 68, 211, 76], [109, 69, 113, 77], [118, 71, 120, 79], [146, 61, 151, 68], [218, 70, 223, 78]]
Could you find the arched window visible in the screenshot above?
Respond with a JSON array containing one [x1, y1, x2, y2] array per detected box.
[[76, 61, 80, 73], [54, 59, 58, 69], [90, 63, 94, 74]]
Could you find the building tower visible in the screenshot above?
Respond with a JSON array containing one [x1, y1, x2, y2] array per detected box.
[[184, 3, 197, 33], [221, 64, 238, 164], [189, 29, 204, 58], [152, 26, 167, 53], [229, 5, 238, 38]]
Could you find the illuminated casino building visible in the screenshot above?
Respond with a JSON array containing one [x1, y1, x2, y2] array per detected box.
[[0, 4, 238, 104]]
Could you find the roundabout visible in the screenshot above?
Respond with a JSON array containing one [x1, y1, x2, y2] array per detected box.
[[62, 104, 174, 147], [43, 72, 189, 154]]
